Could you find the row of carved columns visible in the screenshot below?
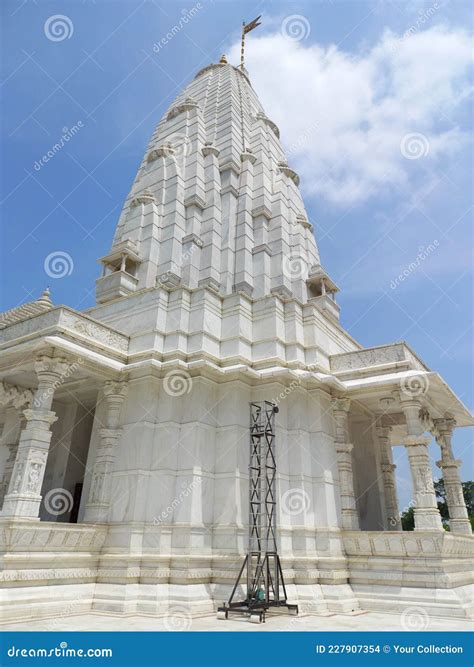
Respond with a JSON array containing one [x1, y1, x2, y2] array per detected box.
[[0, 361, 470, 534], [0, 353, 127, 524], [331, 395, 471, 534]]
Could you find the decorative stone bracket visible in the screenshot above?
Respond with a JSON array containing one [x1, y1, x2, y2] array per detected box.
[[0, 381, 33, 410]]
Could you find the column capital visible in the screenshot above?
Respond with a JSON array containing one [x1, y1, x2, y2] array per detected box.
[[397, 392, 423, 408], [33, 354, 75, 411], [103, 380, 128, 398], [99, 427, 123, 439], [436, 458, 462, 470], [433, 416, 456, 436], [336, 442, 353, 454], [102, 380, 128, 431], [22, 409, 58, 427], [331, 397, 351, 413], [34, 353, 70, 378], [402, 435, 432, 447], [376, 424, 392, 439]]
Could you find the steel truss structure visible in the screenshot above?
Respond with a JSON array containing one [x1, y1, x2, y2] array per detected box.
[[217, 401, 298, 623]]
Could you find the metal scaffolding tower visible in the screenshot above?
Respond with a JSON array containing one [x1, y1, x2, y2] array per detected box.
[[217, 401, 298, 623]]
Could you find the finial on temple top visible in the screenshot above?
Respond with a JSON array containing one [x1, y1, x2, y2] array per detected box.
[[240, 15, 262, 70]]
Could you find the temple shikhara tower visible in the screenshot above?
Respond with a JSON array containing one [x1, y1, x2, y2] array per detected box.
[[0, 54, 472, 622]]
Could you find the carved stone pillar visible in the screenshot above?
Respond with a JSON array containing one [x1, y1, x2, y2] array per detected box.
[[1, 355, 69, 519], [400, 397, 443, 531], [0, 408, 24, 507], [434, 417, 471, 535], [0, 381, 34, 507], [332, 398, 359, 530], [84, 380, 128, 523], [375, 421, 401, 530]]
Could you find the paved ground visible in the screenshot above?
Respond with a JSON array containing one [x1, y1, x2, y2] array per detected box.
[[1, 611, 472, 632]]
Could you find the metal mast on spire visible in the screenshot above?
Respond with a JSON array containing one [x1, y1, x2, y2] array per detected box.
[[240, 15, 262, 69], [217, 401, 298, 623]]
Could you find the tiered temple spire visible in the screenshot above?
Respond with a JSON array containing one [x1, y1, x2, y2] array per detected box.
[[97, 57, 331, 310]]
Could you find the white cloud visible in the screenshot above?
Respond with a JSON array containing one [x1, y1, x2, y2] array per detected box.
[[228, 25, 473, 206]]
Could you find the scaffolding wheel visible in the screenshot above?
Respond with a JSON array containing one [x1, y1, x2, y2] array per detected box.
[[250, 612, 263, 624], [217, 610, 227, 620]]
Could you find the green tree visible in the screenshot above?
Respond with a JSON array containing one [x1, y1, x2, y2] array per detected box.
[[401, 506, 415, 531]]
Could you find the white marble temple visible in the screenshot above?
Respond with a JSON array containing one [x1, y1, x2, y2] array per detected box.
[[0, 57, 472, 624]]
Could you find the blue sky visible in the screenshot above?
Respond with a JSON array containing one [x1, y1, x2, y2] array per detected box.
[[1, 0, 473, 513]]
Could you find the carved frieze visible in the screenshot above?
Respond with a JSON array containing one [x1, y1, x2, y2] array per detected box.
[[59, 310, 129, 352], [331, 343, 427, 373], [0, 382, 33, 409]]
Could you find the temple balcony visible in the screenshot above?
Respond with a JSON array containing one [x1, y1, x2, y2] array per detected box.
[[308, 293, 340, 321], [96, 239, 141, 304], [96, 270, 139, 304], [307, 264, 340, 321]]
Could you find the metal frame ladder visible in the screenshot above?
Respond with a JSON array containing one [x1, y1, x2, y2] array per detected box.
[[217, 401, 298, 623]]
